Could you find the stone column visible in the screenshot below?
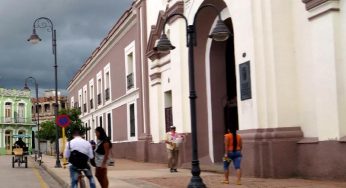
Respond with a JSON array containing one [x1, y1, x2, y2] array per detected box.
[[303, 0, 343, 140]]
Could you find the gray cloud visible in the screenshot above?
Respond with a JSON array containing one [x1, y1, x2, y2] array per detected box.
[[0, 0, 133, 95]]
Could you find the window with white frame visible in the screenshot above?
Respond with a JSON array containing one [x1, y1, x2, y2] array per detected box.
[[18, 103, 25, 123], [125, 41, 135, 91], [99, 115, 103, 128], [127, 102, 137, 140], [89, 79, 94, 110], [107, 112, 112, 140], [91, 117, 95, 140], [87, 120, 91, 141], [78, 89, 82, 112], [104, 64, 111, 102], [85, 122, 88, 140], [96, 72, 103, 106], [70, 97, 74, 109], [83, 85, 88, 113], [5, 102, 12, 123]]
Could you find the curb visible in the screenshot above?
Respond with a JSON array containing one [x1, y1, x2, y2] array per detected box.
[[31, 156, 70, 188]]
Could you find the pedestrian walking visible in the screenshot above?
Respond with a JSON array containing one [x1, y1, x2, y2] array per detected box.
[[164, 126, 184, 172], [64, 129, 96, 188], [222, 129, 242, 185], [94, 127, 112, 188]]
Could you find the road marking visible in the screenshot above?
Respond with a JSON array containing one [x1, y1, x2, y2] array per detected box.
[[33, 166, 49, 188]]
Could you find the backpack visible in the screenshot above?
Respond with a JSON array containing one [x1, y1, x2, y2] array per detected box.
[[68, 141, 89, 169]]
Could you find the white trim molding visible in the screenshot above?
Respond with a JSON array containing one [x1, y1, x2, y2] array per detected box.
[[83, 85, 88, 115], [96, 71, 103, 108], [104, 63, 112, 105], [3, 100, 14, 121], [70, 96, 74, 109], [124, 41, 136, 93], [78, 89, 82, 109], [89, 79, 95, 112], [127, 101, 138, 141], [80, 89, 140, 124], [105, 111, 114, 142]]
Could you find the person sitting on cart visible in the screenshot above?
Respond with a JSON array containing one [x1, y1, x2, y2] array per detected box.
[[14, 138, 26, 148]]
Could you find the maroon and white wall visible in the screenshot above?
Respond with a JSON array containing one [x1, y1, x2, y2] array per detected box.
[[67, 2, 148, 161]]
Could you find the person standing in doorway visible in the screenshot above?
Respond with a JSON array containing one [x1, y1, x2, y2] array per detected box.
[[222, 129, 242, 185], [94, 127, 111, 188], [164, 126, 183, 172]]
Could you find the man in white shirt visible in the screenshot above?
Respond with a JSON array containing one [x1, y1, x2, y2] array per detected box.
[[164, 126, 184, 173], [64, 129, 96, 188]]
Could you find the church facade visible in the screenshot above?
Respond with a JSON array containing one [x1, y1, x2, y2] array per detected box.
[[68, 0, 346, 179]]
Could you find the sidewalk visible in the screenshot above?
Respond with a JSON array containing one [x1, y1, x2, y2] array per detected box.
[[38, 155, 346, 188]]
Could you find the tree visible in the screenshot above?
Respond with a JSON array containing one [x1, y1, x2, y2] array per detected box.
[[37, 120, 56, 143], [59, 108, 89, 141], [37, 120, 56, 155], [36, 108, 88, 155]]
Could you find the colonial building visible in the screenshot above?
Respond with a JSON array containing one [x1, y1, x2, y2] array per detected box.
[[0, 88, 34, 155], [30, 90, 67, 154], [67, 0, 150, 160], [31, 90, 67, 122], [68, 0, 346, 179], [148, 0, 346, 179]]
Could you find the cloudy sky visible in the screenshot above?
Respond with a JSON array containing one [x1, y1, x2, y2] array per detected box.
[[0, 0, 133, 95]]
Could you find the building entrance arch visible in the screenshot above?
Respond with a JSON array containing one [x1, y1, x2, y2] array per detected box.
[[206, 17, 239, 162]]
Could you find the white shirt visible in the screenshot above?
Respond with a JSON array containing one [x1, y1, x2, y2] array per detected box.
[[64, 136, 94, 159]]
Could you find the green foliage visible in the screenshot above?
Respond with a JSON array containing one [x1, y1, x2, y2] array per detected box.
[[37, 121, 56, 143], [59, 108, 90, 141], [37, 108, 89, 142]]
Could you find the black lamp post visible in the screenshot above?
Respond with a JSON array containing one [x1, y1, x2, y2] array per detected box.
[[154, 4, 230, 188], [23, 77, 41, 159], [27, 17, 61, 168]]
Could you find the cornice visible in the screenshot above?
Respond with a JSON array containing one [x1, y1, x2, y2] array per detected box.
[[145, 1, 184, 61], [302, 0, 340, 21], [302, 0, 339, 10]]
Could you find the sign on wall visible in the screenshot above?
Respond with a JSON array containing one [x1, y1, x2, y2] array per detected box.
[[239, 61, 252, 101]]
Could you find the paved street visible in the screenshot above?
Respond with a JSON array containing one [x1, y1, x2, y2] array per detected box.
[[40, 155, 346, 188], [0, 155, 60, 188], [1, 154, 346, 188]]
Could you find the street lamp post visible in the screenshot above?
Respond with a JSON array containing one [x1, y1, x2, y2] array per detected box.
[[154, 4, 230, 188], [27, 17, 61, 168], [23, 77, 40, 159]]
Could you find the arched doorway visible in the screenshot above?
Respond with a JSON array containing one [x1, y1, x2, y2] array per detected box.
[[209, 17, 238, 162], [5, 130, 13, 154], [192, 0, 237, 163]]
